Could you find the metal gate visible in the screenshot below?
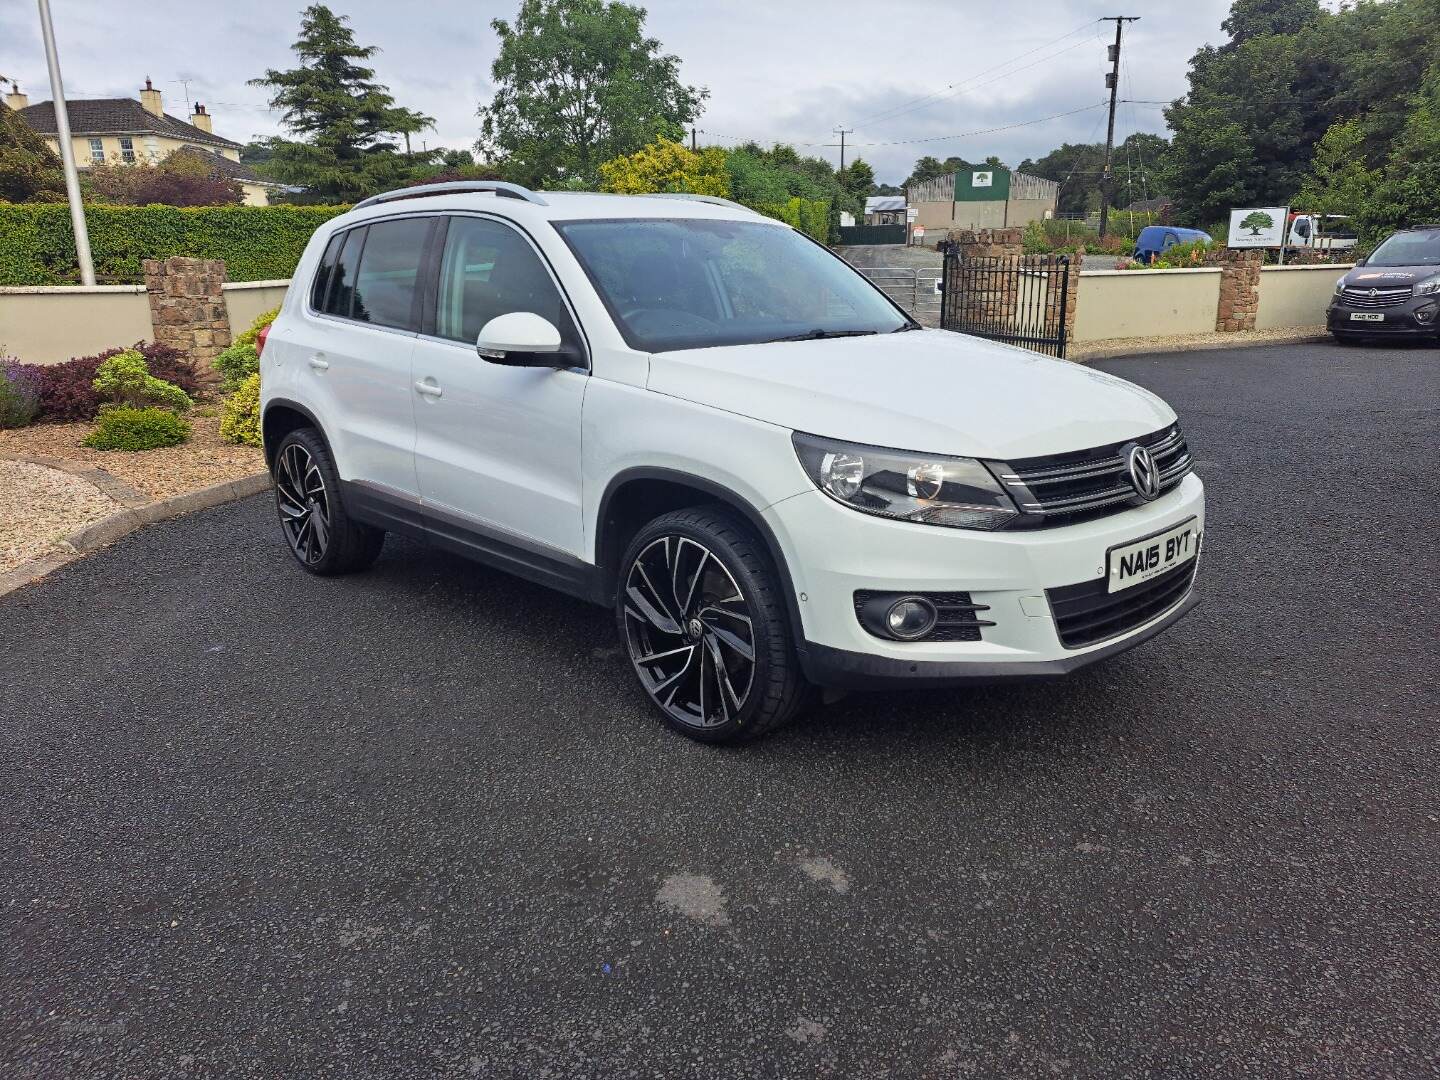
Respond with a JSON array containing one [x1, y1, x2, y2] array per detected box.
[[940, 253, 1071, 357], [852, 266, 943, 327]]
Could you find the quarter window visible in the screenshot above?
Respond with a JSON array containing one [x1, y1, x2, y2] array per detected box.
[[435, 216, 576, 347], [310, 232, 346, 313], [350, 217, 431, 331], [323, 227, 367, 319]]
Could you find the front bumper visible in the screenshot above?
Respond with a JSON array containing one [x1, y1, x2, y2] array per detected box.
[[1328, 299, 1439, 337], [763, 473, 1205, 689]]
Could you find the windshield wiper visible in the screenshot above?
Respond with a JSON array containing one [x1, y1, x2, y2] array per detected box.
[[890, 322, 924, 332], [767, 329, 880, 343]]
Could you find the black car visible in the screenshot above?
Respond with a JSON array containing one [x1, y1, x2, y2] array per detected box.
[[1328, 225, 1440, 342]]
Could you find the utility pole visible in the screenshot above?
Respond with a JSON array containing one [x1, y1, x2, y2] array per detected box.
[[832, 127, 853, 172], [1097, 15, 1139, 239], [690, 126, 697, 152], [37, 0, 94, 285]]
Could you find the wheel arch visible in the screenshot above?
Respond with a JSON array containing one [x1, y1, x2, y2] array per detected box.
[[260, 398, 332, 472], [594, 468, 806, 645]]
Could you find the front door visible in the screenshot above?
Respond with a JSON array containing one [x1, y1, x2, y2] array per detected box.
[[409, 215, 588, 558]]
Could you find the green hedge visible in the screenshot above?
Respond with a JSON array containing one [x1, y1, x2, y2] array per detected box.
[[749, 197, 831, 243], [0, 203, 350, 286]]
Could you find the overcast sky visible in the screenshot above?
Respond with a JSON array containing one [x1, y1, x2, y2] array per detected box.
[[2, 0, 1238, 183]]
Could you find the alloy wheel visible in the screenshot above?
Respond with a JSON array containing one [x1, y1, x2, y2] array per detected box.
[[622, 536, 756, 729], [274, 442, 332, 566]]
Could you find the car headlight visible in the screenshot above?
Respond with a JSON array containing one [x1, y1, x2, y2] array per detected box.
[[792, 432, 1019, 531], [1333, 279, 1346, 296], [1415, 275, 1440, 296]]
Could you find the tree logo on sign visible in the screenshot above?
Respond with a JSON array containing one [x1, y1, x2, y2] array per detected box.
[[1240, 211, 1275, 236]]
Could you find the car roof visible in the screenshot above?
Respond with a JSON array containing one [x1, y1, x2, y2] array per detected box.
[[335, 188, 777, 230]]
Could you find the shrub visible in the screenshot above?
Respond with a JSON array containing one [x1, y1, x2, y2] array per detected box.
[[36, 342, 201, 422], [214, 342, 259, 394], [233, 306, 280, 348], [0, 203, 349, 286], [1123, 238, 1213, 270], [83, 406, 190, 450], [0, 359, 44, 428], [92, 350, 192, 412], [219, 373, 262, 447]]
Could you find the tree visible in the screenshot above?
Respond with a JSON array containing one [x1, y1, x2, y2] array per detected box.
[[900, 155, 970, 191], [478, 0, 707, 187], [1357, 62, 1440, 241], [83, 150, 243, 206], [837, 159, 875, 199], [1296, 117, 1376, 217], [1220, 0, 1322, 49], [0, 104, 65, 203], [249, 4, 437, 202], [597, 138, 729, 196]]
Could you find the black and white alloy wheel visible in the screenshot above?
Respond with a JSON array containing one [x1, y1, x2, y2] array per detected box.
[[616, 507, 808, 743], [270, 427, 385, 576], [623, 535, 757, 730], [274, 441, 332, 566]]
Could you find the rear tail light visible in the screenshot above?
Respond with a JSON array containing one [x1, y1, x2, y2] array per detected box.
[[256, 322, 271, 357]]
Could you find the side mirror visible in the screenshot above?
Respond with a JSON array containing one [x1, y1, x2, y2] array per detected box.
[[1354, 254, 1367, 266], [476, 312, 569, 367]]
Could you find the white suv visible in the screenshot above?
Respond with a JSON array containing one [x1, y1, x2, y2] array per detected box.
[[259, 181, 1204, 743]]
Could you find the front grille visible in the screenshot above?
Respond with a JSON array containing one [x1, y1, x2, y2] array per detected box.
[[994, 423, 1192, 527], [853, 590, 994, 642], [1046, 560, 1197, 649], [1339, 286, 1412, 309]]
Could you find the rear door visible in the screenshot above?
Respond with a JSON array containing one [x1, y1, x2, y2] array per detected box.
[[299, 216, 434, 497], [409, 214, 588, 558]]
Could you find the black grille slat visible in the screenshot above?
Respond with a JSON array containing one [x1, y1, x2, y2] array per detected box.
[[998, 423, 1192, 527], [1046, 560, 1196, 649]]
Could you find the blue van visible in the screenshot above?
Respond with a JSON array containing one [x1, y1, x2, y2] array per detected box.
[[1133, 225, 1212, 264]]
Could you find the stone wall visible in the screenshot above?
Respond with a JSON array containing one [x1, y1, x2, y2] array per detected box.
[[1206, 248, 1263, 332], [142, 257, 233, 383]]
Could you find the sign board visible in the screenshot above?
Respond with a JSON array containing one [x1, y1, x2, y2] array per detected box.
[[912, 226, 926, 242], [953, 167, 1010, 202], [972, 171, 993, 188], [1228, 206, 1288, 248], [906, 208, 918, 221]]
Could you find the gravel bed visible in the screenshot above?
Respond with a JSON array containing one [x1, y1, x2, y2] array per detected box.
[[0, 460, 120, 573], [0, 412, 264, 501]]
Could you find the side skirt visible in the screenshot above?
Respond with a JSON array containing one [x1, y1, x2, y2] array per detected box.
[[340, 480, 604, 605]]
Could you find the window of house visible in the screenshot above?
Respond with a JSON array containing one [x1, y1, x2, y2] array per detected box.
[[144, 136, 161, 162], [88, 137, 104, 164], [351, 218, 432, 331], [118, 137, 135, 164], [435, 216, 577, 347]]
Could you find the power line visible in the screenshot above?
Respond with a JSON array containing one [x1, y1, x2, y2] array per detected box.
[[848, 19, 1101, 129]]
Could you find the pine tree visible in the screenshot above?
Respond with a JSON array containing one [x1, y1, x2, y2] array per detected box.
[[249, 4, 436, 202]]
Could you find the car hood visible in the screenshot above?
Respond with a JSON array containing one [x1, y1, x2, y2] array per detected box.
[[1342, 265, 1439, 286], [645, 330, 1176, 460]]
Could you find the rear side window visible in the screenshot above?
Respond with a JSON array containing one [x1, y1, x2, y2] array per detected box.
[[323, 227, 366, 319], [435, 216, 578, 347], [351, 218, 431, 330], [310, 232, 345, 312]]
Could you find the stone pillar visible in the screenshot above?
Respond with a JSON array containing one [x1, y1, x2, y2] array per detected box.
[[1209, 249, 1262, 332], [143, 257, 232, 376], [948, 229, 1025, 329], [949, 227, 1024, 260]]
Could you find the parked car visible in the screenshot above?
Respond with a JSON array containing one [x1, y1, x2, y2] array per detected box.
[[1132, 225, 1212, 264], [258, 181, 1205, 743], [1327, 224, 1440, 343]]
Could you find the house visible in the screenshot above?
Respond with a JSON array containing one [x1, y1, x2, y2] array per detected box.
[[906, 166, 1057, 236], [4, 78, 279, 206]]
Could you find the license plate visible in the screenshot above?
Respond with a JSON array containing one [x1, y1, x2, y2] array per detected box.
[[1349, 312, 1385, 322], [1107, 518, 1198, 594]]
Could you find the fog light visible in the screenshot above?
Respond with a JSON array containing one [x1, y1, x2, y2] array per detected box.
[[885, 597, 937, 640], [1415, 304, 1436, 323]]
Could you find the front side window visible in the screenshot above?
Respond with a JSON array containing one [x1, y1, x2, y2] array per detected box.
[[1367, 229, 1440, 267], [554, 218, 908, 352], [435, 216, 577, 347], [118, 137, 135, 163], [88, 137, 104, 164], [350, 217, 431, 330]]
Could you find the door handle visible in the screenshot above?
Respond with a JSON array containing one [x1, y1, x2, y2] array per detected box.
[[307, 355, 329, 371], [414, 379, 443, 399]]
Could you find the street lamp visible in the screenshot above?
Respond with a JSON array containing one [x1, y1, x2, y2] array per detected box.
[[37, 0, 95, 286]]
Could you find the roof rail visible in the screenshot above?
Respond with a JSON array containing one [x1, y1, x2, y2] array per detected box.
[[641, 192, 758, 215], [353, 180, 549, 211]]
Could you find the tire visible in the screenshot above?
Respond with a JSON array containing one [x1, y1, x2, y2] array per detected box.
[[615, 506, 808, 744], [271, 427, 384, 576]]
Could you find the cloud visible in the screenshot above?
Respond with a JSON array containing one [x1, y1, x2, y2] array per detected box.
[[4, 0, 1231, 177]]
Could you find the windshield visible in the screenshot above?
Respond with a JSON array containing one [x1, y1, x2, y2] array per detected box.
[[1366, 228, 1440, 267], [553, 218, 911, 352]]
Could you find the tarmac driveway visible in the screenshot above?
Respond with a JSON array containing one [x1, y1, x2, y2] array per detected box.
[[3, 341, 1437, 1078]]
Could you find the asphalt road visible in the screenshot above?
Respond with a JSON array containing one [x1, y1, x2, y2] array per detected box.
[[4, 341, 1438, 1078]]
